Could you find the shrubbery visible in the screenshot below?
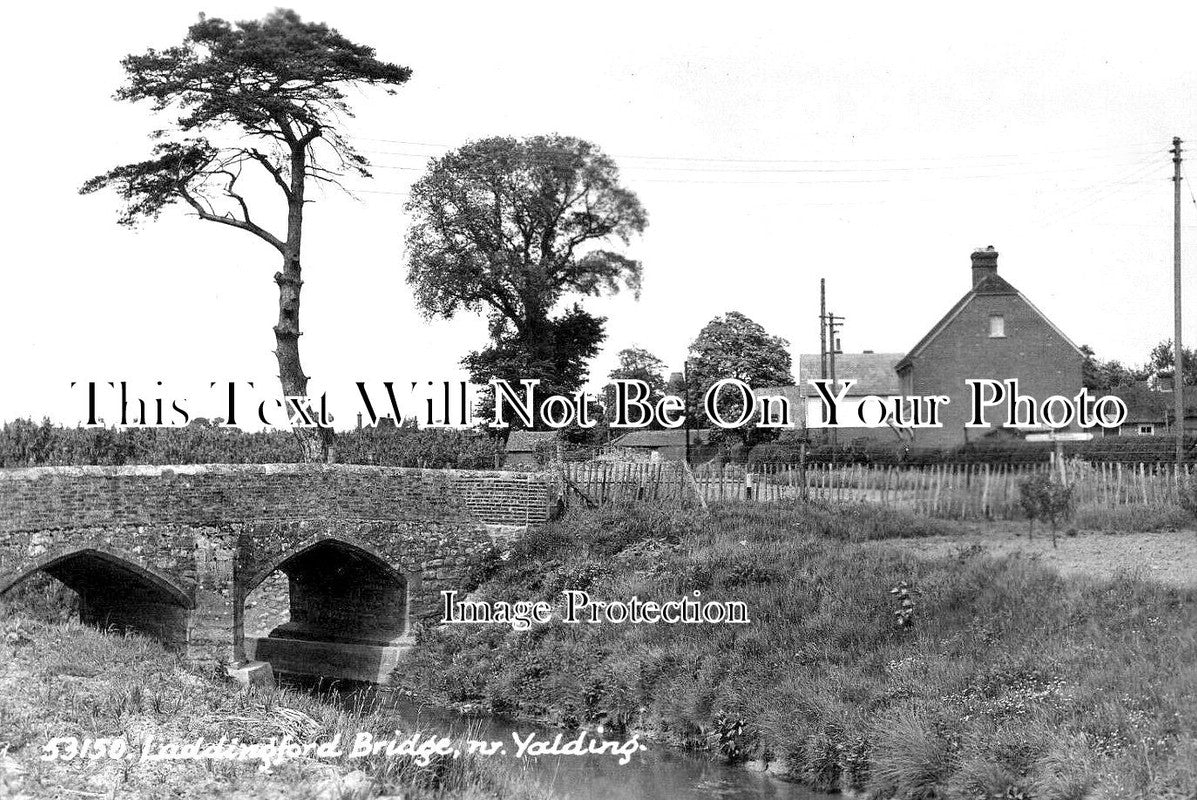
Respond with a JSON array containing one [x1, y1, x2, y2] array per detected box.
[[1018, 472, 1076, 546], [0, 417, 501, 469]]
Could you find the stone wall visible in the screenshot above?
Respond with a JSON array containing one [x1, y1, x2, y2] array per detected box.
[[0, 463, 554, 532], [0, 464, 557, 666]]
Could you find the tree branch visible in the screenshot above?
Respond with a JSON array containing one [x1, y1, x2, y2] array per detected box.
[[246, 149, 293, 199], [179, 185, 285, 253]]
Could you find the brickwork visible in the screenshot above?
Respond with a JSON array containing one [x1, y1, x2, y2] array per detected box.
[[901, 291, 1083, 447], [0, 464, 556, 669]]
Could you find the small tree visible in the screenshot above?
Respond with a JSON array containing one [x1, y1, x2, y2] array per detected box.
[[1018, 472, 1075, 548]]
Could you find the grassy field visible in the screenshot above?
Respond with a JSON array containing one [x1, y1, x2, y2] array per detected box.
[[403, 501, 1197, 799], [871, 522, 1197, 588], [0, 616, 550, 800]]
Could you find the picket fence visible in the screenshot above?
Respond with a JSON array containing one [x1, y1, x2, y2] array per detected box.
[[694, 461, 1197, 519], [559, 461, 697, 507], [555, 459, 1197, 520]]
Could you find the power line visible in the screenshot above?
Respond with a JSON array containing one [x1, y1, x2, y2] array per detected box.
[[367, 156, 1157, 178], [337, 162, 1172, 203], [1038, 156, 1168, 228], [358, 146, 1158, 174], [355, 157, 1161, 186], [352, 135, 1168, 165]]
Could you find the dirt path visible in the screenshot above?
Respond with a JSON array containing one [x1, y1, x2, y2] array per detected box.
[[871, 522, 1197, 587]]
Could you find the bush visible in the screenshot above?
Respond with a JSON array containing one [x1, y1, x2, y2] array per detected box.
[[1019, 472, 1076, 546], [0, 417, 502, 469], [1179, 478, 1197, 521]]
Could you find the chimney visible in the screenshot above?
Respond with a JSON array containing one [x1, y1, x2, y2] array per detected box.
[[971, 245, 998, 287]]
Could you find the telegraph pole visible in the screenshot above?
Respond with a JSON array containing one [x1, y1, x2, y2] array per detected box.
[[827, 312, 844, 447], [1173, 137, 1184, 466], [819, 279, 828, 380], [683, 359, 692, 465]]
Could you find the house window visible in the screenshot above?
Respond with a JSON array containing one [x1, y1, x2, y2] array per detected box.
[[989, 315, 1005, 338], [1139, 424, 1155, 435]]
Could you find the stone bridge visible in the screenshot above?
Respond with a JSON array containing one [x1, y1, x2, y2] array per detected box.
[[0, 464, 557, 681]]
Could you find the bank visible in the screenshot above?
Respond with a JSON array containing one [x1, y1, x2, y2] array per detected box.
[[398, 502, 1197, 798], [0, 614, 547, 799]]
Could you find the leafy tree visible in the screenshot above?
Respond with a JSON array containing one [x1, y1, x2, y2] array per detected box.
[[405, 135, 648, 429], [687, 312, 793, 448], [1147, 339, 1197, 387], [80, 10, 411, 461], [604, 346, 669, 428], [1080, 344, 1146, 391]]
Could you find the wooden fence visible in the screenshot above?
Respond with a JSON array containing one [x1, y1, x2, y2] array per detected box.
[[559, 461, 700, 507], [554, 459, 1197, 519], [692, 461, 1197, 520]]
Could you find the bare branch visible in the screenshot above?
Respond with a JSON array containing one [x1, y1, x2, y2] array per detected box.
[[245, 149, 292, 199], [179, 184, 284, 253]]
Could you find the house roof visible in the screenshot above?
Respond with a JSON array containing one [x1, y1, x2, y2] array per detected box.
[[895, 273, 1083, 372], [793, 353, 905, 396], [754, 384, 804, 405], [610, 429, 713, 448], [1109, 384, 1197, 424], [504, 429, 558, 452]]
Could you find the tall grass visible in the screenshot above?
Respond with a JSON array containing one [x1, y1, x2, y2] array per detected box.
[[1071, 502, 1192, 533], [0, 617, 550, 799], [404, 503, 1197, 799]]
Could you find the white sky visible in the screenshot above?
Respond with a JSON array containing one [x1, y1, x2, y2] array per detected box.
[[3, 1, 1197, 428]]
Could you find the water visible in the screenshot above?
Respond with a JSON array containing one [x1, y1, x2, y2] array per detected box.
[[336, 687, 827, 800]]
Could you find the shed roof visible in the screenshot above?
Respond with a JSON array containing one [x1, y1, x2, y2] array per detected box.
[[794, 353, 905, 396], [1109, 384, 1197, 423], [610, 429, 713, 448], [503, 430, 558, 452]]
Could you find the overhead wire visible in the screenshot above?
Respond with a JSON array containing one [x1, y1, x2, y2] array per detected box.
[[351, 135, 1167, 165]]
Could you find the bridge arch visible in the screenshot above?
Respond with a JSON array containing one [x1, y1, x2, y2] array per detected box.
[[240, 532, 411, 602], [0, 544, 194, 649], [240, 534, 412, 668]]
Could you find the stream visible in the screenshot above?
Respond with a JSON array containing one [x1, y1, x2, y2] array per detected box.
[[326, 685, 829, 800]]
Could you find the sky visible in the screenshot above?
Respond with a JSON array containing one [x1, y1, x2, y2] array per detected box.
[[3, 1, 1197, 428]]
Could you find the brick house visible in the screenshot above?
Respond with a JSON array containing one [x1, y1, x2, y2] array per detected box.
[[894, 246, 1084, 447]]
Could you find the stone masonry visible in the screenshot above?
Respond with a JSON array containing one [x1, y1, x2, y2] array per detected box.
[[0, 464, 556, 666]]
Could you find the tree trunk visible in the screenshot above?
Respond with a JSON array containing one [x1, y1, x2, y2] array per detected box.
[[274, 143, 333, 463]]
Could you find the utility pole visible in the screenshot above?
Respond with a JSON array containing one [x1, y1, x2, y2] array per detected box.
[[1173, 137, 1184, 466], [819, 278, 828, 380], [683, 359, 692, 465], [827, 312, 844, 448]]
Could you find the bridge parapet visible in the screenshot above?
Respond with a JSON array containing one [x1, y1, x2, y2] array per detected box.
[[0, 463, 556, 532]]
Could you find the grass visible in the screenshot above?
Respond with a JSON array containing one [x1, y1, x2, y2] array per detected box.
[[1071, 502, 1193, 533], [0, 615, 552, 799], [402, 502, 1197, 799]]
